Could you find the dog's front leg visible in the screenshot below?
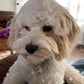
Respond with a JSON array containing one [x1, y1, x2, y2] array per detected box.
[[64, 64, 84, 84], [2, 59, 26, 84], [2, 73, 25, 84]]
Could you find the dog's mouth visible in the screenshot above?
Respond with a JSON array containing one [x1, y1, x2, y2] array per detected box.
[[21, 53, 49, 62], [20, 53, 52, 65], [21, 53, 45, 58]]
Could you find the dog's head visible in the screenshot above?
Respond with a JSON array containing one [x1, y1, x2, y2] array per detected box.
[[8, 0, 80, 64]]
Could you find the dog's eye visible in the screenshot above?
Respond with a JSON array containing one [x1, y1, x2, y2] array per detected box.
[[43, 26, 52, 32], [24, 26, 30, 30]]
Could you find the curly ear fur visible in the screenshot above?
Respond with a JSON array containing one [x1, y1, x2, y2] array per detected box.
[[55, 12, 80, 61], [65, 15, 80, 44]]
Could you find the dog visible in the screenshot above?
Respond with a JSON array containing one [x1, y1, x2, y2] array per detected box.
[[2, 0, 84, 84]]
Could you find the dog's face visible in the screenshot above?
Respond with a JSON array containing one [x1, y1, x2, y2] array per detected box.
[[8, 0, 80, 64]]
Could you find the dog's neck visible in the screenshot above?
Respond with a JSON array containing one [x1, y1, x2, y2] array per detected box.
[[18, 55, 53, 72], [31, 59, 51, 73], [15, 55, 66, 84], [38, 59, 51, 67], [17, 55, 66, 74]]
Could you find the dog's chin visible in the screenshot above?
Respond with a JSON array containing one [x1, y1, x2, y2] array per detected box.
[[20, 52, 54, 65]]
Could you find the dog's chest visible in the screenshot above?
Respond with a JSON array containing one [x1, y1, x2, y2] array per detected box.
[[27, 71, 64, 84], [24, 60, 66, 84]]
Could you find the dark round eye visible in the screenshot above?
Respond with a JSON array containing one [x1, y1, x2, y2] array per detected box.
[[24, 26, 30, 30], [43, 26, 52, 32]]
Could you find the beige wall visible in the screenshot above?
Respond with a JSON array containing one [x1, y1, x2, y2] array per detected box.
[[0, 0, 16, 12]]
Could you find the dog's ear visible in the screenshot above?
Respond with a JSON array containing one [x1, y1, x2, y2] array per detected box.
[[55, 12, 80, 61], [64, 13, 80, 46], [8, 17, 16, 48]]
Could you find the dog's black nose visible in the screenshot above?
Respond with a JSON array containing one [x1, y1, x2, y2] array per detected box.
[[25, 44, 38, 54]]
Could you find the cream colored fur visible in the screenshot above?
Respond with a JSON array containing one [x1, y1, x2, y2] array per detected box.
[[2, 0, 84, 84], [2, 56, 67, 84]]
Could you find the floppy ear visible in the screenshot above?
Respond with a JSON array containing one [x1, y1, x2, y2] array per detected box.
[[64, 13, 80, 47], [55, 12, 80, 61], [8, 17, 16, 48]]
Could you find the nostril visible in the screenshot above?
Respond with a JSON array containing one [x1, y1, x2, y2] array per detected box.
[[25, 44, 38, 54]]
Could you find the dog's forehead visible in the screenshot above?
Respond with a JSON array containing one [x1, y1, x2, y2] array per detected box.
[[16, 13, 54, 27], [16, 0, 65, 25], [19, 0, 53, 14], [18, 0, 63, 16]]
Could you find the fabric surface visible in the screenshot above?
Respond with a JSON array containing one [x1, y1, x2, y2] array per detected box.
[[72, 58, 84, 76], [0, 27, 10, 38], [0, 27, 3, 30]]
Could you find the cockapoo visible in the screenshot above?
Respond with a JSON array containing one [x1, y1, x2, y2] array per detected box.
[[2, 0, 84, 84]]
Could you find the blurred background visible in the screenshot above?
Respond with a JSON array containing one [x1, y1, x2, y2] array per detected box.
[[0, 0, 84, 63]]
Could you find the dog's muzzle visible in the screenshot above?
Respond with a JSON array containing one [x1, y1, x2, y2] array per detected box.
[[25, 44, 38, 54]]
